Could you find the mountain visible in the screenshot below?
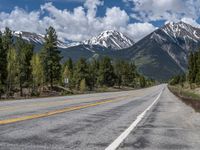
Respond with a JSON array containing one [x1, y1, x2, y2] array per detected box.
[[61, 30, 135, 61], [13, 31, 80, 49], [12, 22, 200, 81], [12, 30, 134, 62], [160, 22, 200, 70], [59, 30, 135, 61], [112, 21, 200, 81], [13, 30, 134, 51], [83, 30, 134, 50]]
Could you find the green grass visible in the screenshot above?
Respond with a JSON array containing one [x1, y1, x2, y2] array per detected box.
[[168, 85, 200, 101], [168, 85, 200, 112]]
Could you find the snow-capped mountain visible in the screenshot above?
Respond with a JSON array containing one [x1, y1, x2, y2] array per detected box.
[[120, 21, 200, 81], [14, 31, 45, 44], [83, 30, 134, 50], [13, 31, 79, 49], [161, 21, 200, 50], [11, 22, 200, 81], [152, 22, 200, 72], [13, 30, 134, 50]]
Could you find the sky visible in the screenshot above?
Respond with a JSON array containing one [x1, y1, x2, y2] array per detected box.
[[0, 0, 200, 42]]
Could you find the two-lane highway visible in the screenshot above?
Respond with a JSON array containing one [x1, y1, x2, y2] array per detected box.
[[0, 85, 199, 150]]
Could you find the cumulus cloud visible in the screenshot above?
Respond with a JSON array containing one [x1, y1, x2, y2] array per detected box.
[[84, 0, 103, 19], [0, 0, 156, 42], [0, 7, 44, 33], [122, 23, 157, 42], [127, 0, 200, 23], [181, 17, 200, 28], [103, 7, 129, 29]]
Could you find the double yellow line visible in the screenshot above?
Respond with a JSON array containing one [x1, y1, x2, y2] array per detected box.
[[0, 97, 125, 125]]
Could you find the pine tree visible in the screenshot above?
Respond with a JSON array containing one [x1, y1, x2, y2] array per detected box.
[[193, 53, 198, 83], [31, 53, 44, 94], [0, 28, 13, 96], [139, 76, 146, 88], [88, 58, 99, 90], [41, 26, 62, 89], [114, 60, 136, 87], [129, 62, 137, 87], [98, 57, 115, 87], [188, 52, 195, 84], [2, 27, 13, 52], [73, 58, 89, 90], [0, 80, 3, 99], [0, 32, 5, 98], [16, 34, 33, 96], [65, 58, 73, 73], [121, 61, 132, 86], [114, 60, 123, 88], [195, 50, 200, 85], [7, 47, 18, 97]]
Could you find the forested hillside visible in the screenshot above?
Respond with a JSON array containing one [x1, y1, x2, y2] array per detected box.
[[0, 27, 153, 99]]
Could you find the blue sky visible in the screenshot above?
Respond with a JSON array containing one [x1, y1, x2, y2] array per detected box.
[[0, 0, 200, 42]]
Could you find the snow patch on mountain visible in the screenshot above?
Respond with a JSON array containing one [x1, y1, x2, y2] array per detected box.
[[83, 30, 134, 50], [13, 30, 134, 50], [13, 31, 78, 49], [162, 22, 200, 45], [155, 21, 200, 72]]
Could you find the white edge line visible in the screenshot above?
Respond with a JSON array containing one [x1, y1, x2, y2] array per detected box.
[[105, 88, 164, 150]]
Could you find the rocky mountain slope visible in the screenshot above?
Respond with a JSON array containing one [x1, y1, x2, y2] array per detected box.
[[83, 30, 134, 50], [113, 22, 200, 81]]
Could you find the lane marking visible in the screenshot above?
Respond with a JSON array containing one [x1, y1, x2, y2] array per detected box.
[[105, 89, 163, 150], [0, 94, 134, 112], [0, 88, 161, 125], [0, 97, 108, 111], [0, 95, 134, 125]]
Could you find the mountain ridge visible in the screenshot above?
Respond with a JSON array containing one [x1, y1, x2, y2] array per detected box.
[[12, 21, 200, 81], [115, 21, 200, 80], [13, 30, 135, 51], [83, 30, 134, 50]]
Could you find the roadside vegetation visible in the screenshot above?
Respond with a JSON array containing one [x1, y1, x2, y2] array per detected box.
[[169, 49, 200, 111], [0, 27, 154, 99]]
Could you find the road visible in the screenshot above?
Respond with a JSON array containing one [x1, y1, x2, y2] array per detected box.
[[0, 84, 199, 150]]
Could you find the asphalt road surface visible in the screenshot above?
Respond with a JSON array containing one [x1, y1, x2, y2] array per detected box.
[[0, 84, 200, 150]]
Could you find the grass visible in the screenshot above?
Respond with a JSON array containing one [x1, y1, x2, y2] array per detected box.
[[168, 85, 200, 112], [168, 85, 200, 100]]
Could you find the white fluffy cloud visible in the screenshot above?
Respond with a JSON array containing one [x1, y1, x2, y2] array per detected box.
[[84, 0, 103, 19], [127, 0, 200, 22], [122, 23, 157, 42], [103, 7, 129, 29], [0, 0, 156, 42], [181, 17, 200, 28], [0, 7, 44, 33]]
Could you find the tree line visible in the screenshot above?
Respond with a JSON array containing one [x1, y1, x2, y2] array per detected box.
[[61, 57, 154, 92], [0, 27, 154, 99], [169, 49, 200, 87]]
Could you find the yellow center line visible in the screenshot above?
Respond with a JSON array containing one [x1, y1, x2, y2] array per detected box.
[[0, 98, 125, 125], [0, 94, 134, 112], [0, 97, 100, 111]]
